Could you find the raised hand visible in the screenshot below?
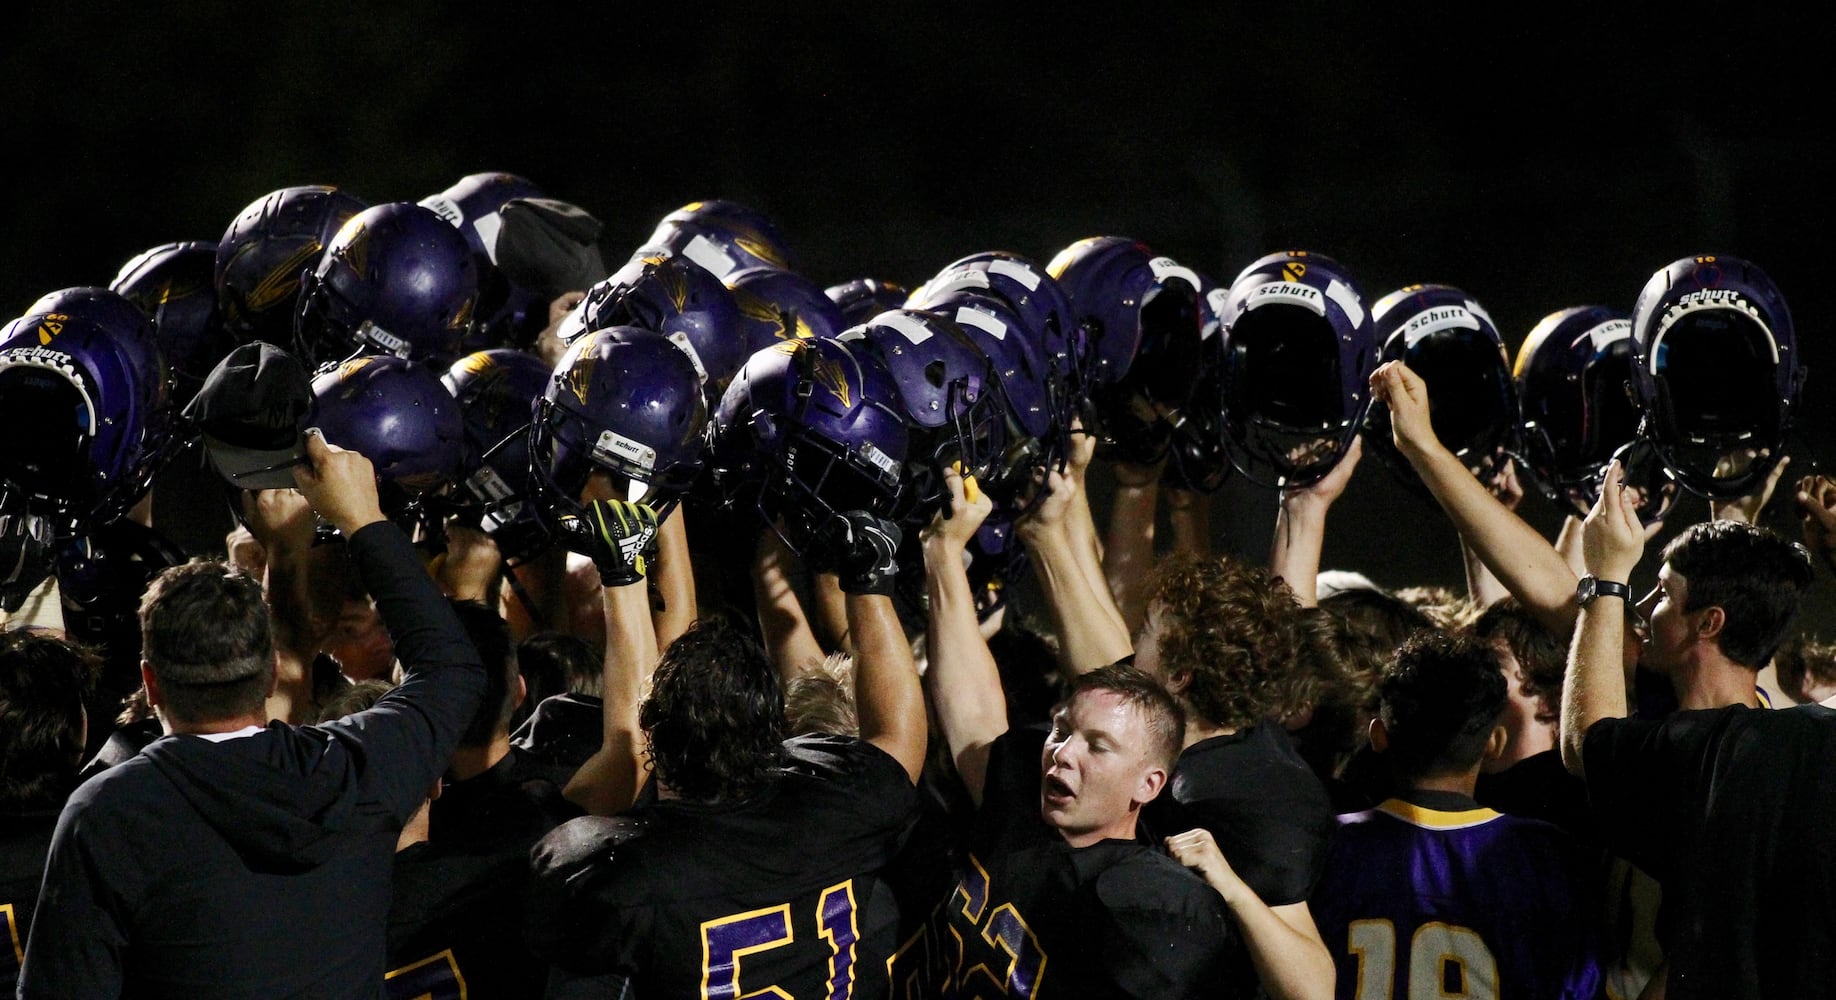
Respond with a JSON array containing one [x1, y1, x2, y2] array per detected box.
[[554, 499, 661, 587]]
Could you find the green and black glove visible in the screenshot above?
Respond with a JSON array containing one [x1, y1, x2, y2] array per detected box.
[[818, 510, 903, 597], [555, 499, 661, 587]]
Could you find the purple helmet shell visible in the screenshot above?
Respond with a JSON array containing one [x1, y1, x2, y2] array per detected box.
[[443, 349, 552, 561], [112, 241, 235, 406], [0, 289, 177, 533], [1629, 254, 1799, 500], [216, 185, 368, 348], [295, 202, 480, 370], [1365, 283, 1518, 491], [726, 266, 849, 356], [559, 253, 745, 393], [530, 327, 709, 521], [837, 309, 1009, 526], [916, 250, 1087, 400], [420, 172, 549, 351], [641, 199, 799, 281], [712, 337, 909, 552], [311, 355, 465, 499], [1218, 251, 1375, 488]]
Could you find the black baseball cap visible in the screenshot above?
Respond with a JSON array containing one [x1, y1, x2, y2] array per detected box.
[[183, 342, 315, 490]]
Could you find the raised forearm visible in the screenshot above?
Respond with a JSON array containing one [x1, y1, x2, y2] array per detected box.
[[1029, 526, 1135, 676], [848, 592, 926, 782], [1560, 601, 1629, 777], [924, 543, 1008, 804]]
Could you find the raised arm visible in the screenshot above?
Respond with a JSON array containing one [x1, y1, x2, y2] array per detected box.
[[827, 512, 927, 783], [243, 487, 331, 723], [649, 507, 698, 653], [1560, 462, 1641, 777], [923, 468, 1006, 804], [1166, 828, 1334, 1000], [550, 500, 663, 815], [1104, 459, 1164, 635], [1269, 436, 1362, 608], [752, 526, 827, 685], [1018, 468, 1135, 676], [1371, 361, 1578, 633]]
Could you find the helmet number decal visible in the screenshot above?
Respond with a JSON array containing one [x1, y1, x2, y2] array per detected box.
[[682, 235, 739, 280]]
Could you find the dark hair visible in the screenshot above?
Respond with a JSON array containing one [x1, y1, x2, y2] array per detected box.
[[519, 631, 602, 699], [0, 628, 102, 808], [1470, 598, 1568, 710], [639, 615, 785, 802], [313, 678, 394, 723], [1147, 555, 1299, 729], [450, 600, 518, 747], [1060, 665, 1185, 771], [1663, 521, 1814, 669], [1379, 631, 1507, 780], [140, 561, 274, 725]]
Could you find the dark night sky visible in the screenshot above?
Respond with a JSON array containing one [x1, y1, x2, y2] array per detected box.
[[6, 3, 1833, 609]]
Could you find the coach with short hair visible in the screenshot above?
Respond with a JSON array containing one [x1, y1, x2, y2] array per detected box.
[[19, 429, 486, 999]]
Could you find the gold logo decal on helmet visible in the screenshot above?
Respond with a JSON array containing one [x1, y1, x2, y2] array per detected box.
[[562, 340, 599, 405], [246, 242, 323, 312], [36, 313, 67, 345], [809, 351, 852, 408], [1282, 262, 1308, 282], [735, 289, 792, 341]]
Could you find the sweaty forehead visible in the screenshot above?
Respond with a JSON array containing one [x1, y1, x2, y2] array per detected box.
[[1060, 688, 1150, 738]]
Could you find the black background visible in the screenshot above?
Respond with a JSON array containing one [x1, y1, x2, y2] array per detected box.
[[6, 3, 1832, 622]]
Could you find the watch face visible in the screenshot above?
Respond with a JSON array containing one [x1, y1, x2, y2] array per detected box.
[[1577, 576, 1597, 604]]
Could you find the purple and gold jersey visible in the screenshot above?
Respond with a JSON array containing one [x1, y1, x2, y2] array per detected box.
[[1311, 793, 1602, 1000]]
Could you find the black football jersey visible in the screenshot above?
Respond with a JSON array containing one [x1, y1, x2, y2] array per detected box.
[[0, 809, 59, 996], [890, 728, 1237, 1000], [530, 734, 917, 998]]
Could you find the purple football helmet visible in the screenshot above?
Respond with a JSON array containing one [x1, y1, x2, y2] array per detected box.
[[528, 327, 708, 527], [726, 266, 850, 356], [916, 250, 1088, 402], [112, 241, 236, 406], [216, 185, 369, 348], [1365, 284, 1519, 492], [1516, 305, 1673, 523], [0, 289, 177, 541], [837, 309, 1008, 526], [1160, 275, 1232, 493], [420, 172, 549, 350], [1217, 251, 1375, 488], [443, 349, 552, 562], [917, 289, 1061, 507], [54, 519, 188, 650], [826, 278, 911, 327], [1629, 254, 1800, 500], [295, 202, 480, 370], [311, 355, 466, 508], [641, 199, 799, 281], [1045, 238, 1206, 463], [713, 337, 909, 553], [558, 253, 745, 394]]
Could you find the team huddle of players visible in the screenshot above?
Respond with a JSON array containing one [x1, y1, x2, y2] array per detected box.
[[2, 172, 1833, 999]]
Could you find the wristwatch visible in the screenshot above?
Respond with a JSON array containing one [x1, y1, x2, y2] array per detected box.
[[1575, 575, 1630, 607]]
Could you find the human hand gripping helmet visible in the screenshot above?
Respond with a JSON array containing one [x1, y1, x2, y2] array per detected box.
[[0, 290, 176, 607], [112, 241, 237, 406], [1365, 284, 1519, 491], [1159, 273, 1232, 493], [443, 349, 553, 562], [836, 309, 1008, 527], [712, 337, 909, 553], [640, 199, 800, 282], [1516, 306, 1675, 523], [529, 328, 709, 530], [557, 253, 745, 396], [311, 356, 466, 518], [826, 278, 911, 327], [1045, 237, 1206, 463], [295, 202, 480, 371], [725, 266, 850, 357], [1218, 252, 1375, 488], [1628, 254, 1800, 500], [216, 185, 369, 348]]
